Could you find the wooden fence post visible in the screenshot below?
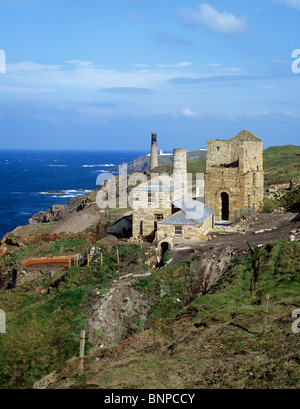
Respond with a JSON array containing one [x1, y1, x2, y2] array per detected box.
[[263, 294, 270, 334], [153, 314, 156, 354], [69, 257, 71, 269], [116, 248, 119, 265], [87, 252, 90, 267], [78, 330, 85, 375], [100, 251, 103, 266]]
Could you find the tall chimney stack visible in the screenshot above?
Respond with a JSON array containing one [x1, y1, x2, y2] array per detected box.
[[150, 132, 158, 170], [172, 148, 187, 187]]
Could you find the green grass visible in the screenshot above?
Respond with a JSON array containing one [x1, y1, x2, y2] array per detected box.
[[0, 284, 87, 388], [134, 261, 193, 320], [187, 159, 206, 175], [0, 243, 141, 389], [4, 243, 42, 266], [190, 241, 300, 326], [37, 237, 90, 256], [261, 196, 281, 213], [4, 237, 91, 268], [263, 145, 300, 186]]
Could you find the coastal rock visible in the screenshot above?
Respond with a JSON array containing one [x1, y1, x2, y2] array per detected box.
[[29, 205, 67, 224], [0, 245, 9, 258]]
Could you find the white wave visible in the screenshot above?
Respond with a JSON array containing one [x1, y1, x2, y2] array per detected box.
[[38, 189, 92, 197], [48, 165, 68, 167], [64, 189, 91, 193], [54, 194, 77, 198], [82, 163, 115, 168]]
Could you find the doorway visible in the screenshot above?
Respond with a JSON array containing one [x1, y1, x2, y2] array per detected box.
[[221, 192, 229, 220]]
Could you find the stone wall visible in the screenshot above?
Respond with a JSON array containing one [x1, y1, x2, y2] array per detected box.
[[132, 190, 172, 237], [132, 181, 185, 237]]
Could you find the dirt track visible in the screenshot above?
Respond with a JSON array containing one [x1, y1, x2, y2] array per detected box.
[[50, 211, 100, 234], [209, 211, 299, 249], [170, 211, 300, 265]]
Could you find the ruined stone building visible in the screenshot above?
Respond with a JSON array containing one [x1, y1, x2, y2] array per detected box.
[[129, 129, 263, 246], [131, 133, 215, 243], [204, 130, 264, 221]]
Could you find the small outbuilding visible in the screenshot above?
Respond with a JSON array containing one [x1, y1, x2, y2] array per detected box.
[[157, 197, 214, 242]]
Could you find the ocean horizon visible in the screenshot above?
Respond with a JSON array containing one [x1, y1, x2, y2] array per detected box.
[[0, 149, 147, 239]]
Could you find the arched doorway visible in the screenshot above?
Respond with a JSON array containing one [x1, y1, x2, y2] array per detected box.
[[161, 241, 170, 256], [221, 192, 229, 220], [157, 238, 173, 265]]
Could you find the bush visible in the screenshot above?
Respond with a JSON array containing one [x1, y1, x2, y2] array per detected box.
[[281, 185, 300, 211], [261, 196, 280, 213]]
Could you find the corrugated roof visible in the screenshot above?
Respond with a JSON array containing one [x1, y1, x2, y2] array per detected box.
[[159, 197, 214, 225], [133, 175, 184, 192]]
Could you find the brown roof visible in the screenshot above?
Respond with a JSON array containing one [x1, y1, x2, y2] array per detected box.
[[230, 129, 262, 142]]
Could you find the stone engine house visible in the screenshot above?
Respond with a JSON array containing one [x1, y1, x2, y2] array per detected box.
[[204, 130, 264, 221]]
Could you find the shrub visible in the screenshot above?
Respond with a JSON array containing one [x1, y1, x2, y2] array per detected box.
[[261, 196, 280, 213]]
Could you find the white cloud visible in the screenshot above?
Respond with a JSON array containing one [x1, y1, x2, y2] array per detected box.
[[65, 60, 95, 68], [204, 63, 222, 67], [7, 61, 62, 72], [2, 59, 198, 94], [273, 0, 300, 10], [224, 67, 241, 72], [135, 64, 149, 68], [178, 3, 248, 35], [156, 62, 192, 68], [180, 107, 200, 118]]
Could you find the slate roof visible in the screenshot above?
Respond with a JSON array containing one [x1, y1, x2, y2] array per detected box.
[[159, 197, 214, 226], [133, 175, 184, 192], [158, 210, 196, 225]]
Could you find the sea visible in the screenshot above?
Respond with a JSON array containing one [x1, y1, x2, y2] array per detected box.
[[0, 149, 146, 239]]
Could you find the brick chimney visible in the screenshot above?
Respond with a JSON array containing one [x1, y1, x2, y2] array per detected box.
[[150, 132, 158, 170]]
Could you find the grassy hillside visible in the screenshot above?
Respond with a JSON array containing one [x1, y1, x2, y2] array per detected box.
[[1, 239, 299, 389], [0, 241, 142, 388], [262, 145, 300, 186], [26, 240, 300, 390]]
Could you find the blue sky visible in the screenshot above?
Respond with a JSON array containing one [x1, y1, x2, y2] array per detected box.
[[0, 0, 300, 151]]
